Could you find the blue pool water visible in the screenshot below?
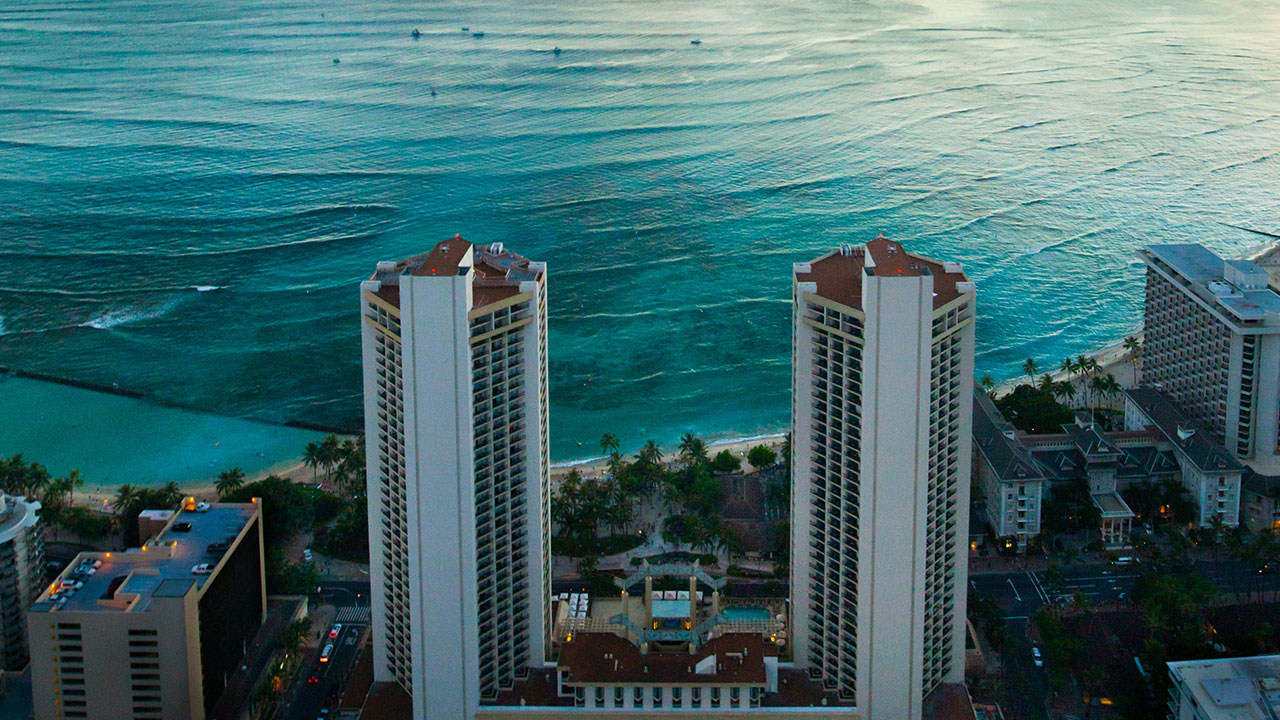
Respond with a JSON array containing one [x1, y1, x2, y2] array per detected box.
[[1, 0, 1279, 475], [721, 607, 771, 622]]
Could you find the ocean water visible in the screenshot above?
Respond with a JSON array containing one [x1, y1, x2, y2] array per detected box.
[[2, 0, 1280, 469], [0, 375, 323, 488]]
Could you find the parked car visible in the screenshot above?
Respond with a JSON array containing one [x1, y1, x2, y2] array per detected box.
[[191, 563, 213, 575], [303, 548, 314, 563], [328, 624, 343, 640], [1032, 646, 1044, 668], [193, 502, 211, 513], [1112, 556, 1137, 566], [320, 643, 334, 663], [172, 522, 193, 532]]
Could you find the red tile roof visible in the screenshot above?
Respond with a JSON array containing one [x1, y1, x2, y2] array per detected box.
[[796, 236, 969, 310], [558, 633, 769, 685]]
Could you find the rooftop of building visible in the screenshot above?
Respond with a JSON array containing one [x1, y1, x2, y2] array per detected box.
[[0, 493, 40, 542], [1168, 654, 1280, 720], [29, 501, 258, 614], [922, 683, 977, 720], [972, 390, 1046, 483], [558, 632, 770, 686], [796, 236, 972, 311], [1140, 244, 1280, 326], [367, 236, 543, 309], [1242, 469, 1280, 500], [1124, 386, 1244, 474]]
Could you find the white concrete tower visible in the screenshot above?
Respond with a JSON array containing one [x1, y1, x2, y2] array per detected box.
[[790, 237, 975, 719], [1137, 244, 1280, 465], [360, 236, 550, 720]]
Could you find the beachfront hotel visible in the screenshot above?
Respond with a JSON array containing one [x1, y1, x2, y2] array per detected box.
[[790, 237, 976, 719], [0, 492, 44, 671], [359, 238, 550, 720], [26, 500, 265, 720], [1137, 244, 1280, 465]]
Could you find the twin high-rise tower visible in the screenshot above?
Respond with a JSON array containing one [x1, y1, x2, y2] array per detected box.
[[360, 238, 550, 719], [360, 236, 974, 719], [791, 238, 975, 717]]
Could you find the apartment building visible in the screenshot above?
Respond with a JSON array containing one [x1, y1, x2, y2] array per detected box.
[[27, 500, 265, 720], [0, 493, 43, 670], [360, 237, 550, 720], [1167, 655, 1280, 720], [1137, 244, 1280, 463], [791, 237, 976, 719]]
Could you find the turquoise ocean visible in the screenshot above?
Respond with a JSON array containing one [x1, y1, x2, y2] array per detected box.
[[2, 0, 1279, 484]]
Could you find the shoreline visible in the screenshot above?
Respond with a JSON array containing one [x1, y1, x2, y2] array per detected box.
[[550, 432, 787, 480]]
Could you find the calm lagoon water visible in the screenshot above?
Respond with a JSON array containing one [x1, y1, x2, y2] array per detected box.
[[2, 0, 1280, 478]]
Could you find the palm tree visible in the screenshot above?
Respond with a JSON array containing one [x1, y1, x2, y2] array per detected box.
[[1060, 356, 1077, 380], [319, 435, 341, 482], [303, 441, 322, 482], [678, 433, 707, 465], [1123, 335, 1142, 380], [216, 468, 246, 498], [1088, 375, 1108, 415], [64, 469, 84, 506], [1038, 373, 1055, 393], [111, 484, 137, 515], [600, 433, 620, 457], [161, 481, 183, 507], [979, 374, 996, 397], [1023, 357, 1039, 378], [1054, 380, 1077, 406]]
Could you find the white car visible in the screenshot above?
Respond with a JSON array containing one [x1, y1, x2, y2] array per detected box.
[[191, 563, 213, 575], [320, 643, 334, 663], [303, 549, 314, 563], [1032, 647, 1044, 667], [194, 502, 211, 513]]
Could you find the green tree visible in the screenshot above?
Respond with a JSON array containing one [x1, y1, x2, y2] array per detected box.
[[1023, 357, 1039, 377], [303, 442, 322, 483], [979, 374, 996, 396], [216, 467, 247, 498], [711, 450, 741, 474], [678, 433, 708, 466], [747, 445, 778, 470], [1123, 335, 1142, 377], [995, 383, 1074, 434]]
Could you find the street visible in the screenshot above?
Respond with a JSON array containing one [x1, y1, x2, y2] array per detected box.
[[281, 621, 367, 720], [970, 557, 1280, 719]]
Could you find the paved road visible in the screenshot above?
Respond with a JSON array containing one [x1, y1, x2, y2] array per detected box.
[[971, 558, 1280, 719], [282, 622, 367, 720]]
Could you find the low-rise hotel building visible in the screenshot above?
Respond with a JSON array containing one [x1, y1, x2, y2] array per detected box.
[[971, 393, 1046, 551], [973, 387, 1240, 549], [791, 237, 976, 719], [1, 493, 44, 670], [1137, 244, 1280, 463], [360, 238, 550, 720], [27, 500, 265, 720], [1124, 387, 1243, 527]]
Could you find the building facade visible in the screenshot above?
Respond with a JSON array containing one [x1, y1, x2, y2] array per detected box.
[[1137, 244, 1280, 463], [1167, 655, 1280, 720], [971, 393, 1046, 551], [360, 237, 550, 720], [1124, 387, 1243, 528], [27, 501, 264, 720], [791, 237, 975, 719], [0, 493, 43, 670]]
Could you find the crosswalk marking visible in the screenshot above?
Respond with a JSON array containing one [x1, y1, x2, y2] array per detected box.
[[335, 606, 371, 623]]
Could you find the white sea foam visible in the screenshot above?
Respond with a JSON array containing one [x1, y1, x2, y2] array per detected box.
[[80, 300, 178, 330]]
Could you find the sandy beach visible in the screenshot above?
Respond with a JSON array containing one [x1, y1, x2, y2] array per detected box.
[[76, 458, 316, 511], [550, 433, 788, 482]]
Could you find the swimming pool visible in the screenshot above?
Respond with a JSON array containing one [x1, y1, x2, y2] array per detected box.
[[721, 607, 771, 621]]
